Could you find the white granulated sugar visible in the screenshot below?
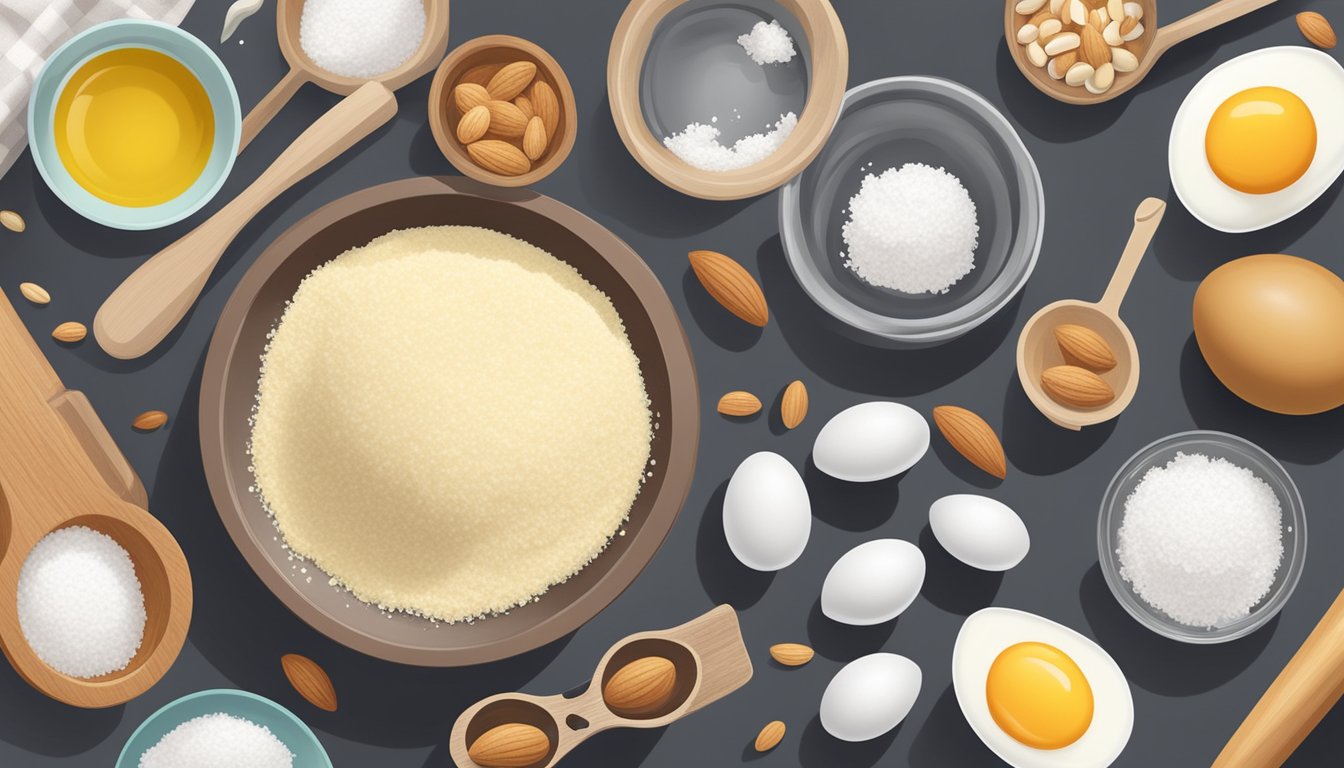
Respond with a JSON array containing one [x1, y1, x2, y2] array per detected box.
[[737, 20, 796, 64], [17, 526, 145, 679], [664, 112, 797, 172], [139, 713, 293, 768], [841, 163, 979, 294], [1117, 452, 1284, 628], [250, 226, 652, 623], [299, 0, 425, 79]]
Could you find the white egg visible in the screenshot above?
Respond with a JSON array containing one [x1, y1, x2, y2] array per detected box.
[[821, 539, 925, 625], [820, 653, 922, 742], [813, 402, 930, 482], [953, 608, 1133, 768], [1169, 47, 1344, 232], [722, 451, 811, 571], [929, 495, 1030, 571]]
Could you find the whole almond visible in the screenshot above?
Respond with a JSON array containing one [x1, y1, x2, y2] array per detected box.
[[1041, 365, 1115, 408], [1298, 12, 1337, 49], [468, 140, 531, 176], [780, 380, 808, 430], [603, 656, 678, 717], [769, 643, 814, 667], [52, 321, 86, 343], [132, 410, 168, 432], [1119, 15, 1140, 37], [281, 653, 337, 712], [932, 406, 1007, 480], [687, 250, 768, 327], [486, 61, 538, 101], [486, 100, 529, 138], [755, 721, 786, 752], [1054, 324, 1117, 371], [1081, 24, 1110, 67], [523, 116, 548, 161], [459, 63, 503, 87], [453, 82, 491, 113], [0, 210, 24, 233], [457, 105, 491, 144], [718, 391, 762, 417], [468, 723, 551, 768], [19, 282, 50, 305], [530, 81, 561, 136], [514, 94, 534, 120]]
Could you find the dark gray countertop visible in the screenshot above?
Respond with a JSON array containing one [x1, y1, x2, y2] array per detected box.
[[2, 0, 1342, 765]]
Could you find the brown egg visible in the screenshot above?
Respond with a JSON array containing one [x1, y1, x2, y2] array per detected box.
[[1193, 254, 1344, 415]]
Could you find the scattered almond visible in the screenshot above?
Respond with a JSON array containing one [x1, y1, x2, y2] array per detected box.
[[52, 321, 86, 343], [1041, 365, 1115, 408], [755, 721, 786, 752], [468, 723, 551, 768], [132, 410, 169, 432], [467, 140, 531, 177], [281, 653, 337, 712], [530, 80, 560, 136], [603, 656, 678, 718], [486, 61, 538, 101], [780, 380, 808, 430], [932, 406, 1007, 480], [718, 391, 762, 417], [514, 94, 534, 120], [0, 210, 24, 233], [1298, 12, 1337, 49], [522, 116, 548, 161], [687, 250, 768, 327], [457, 105, 491, 144], [453, 82, 491, 113], [769, 643, 814, 667], [1054, 324, 1117, 371], [18, 282, 49, 305], [486, 100, 529, 138]]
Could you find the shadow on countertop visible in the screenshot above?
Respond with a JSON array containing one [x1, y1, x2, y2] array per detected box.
[[917, 524, 1003, 617], [802, 456, 902, 532], [1001, 375, 1116, 475], [799, 713, 898, 768], [907, 684, 999, 767], [0, 663, 124, 757], [805, 598, 895, 664]]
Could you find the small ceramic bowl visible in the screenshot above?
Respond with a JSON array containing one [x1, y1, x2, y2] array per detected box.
[[428, 35, 577, 187], [28, 20, 240, 230], [116, 689, 332, 767], [1097, 431, 1307, 644]]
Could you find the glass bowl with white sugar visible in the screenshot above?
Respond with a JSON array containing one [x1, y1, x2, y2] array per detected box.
[[1097, 431, 1307, 644]]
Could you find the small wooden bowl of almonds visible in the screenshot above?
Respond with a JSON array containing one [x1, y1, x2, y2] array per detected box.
[[429, 35, 577, 186]]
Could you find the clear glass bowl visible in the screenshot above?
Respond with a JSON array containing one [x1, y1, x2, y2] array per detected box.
[[1097, 431, 1307, 644]]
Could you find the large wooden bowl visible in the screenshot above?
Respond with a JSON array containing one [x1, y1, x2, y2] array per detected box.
[[200, 177, 698, 665]]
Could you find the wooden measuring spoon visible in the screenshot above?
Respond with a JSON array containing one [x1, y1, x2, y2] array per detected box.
[[238, 0, 448, 152], [450, 605, 752, 768], [94, 81, 398, 361], [1005, 0, 1282, 105], [1016, 197, 1165, 430], [0, 289, 191, 708]]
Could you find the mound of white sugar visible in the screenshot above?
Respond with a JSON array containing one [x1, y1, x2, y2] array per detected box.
[[17, 526, 146, 679], [139, 713, 294, 768], [737, 20, 796, 64], [1117, 452, 1284, 628], [299, 0, 425, 79], [840, 163, 979, 294], [664, 112, 797, 172]]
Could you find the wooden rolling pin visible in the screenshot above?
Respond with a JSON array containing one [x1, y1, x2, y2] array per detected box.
[[1213, 588, 1344, 766]]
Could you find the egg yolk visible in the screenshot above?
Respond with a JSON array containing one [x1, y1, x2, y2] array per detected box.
[[1205, 86, 1316, 195], [986, 642, 1093, 750]]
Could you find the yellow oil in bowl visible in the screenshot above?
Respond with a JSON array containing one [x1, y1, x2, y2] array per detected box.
[[54, 47, 214, 208]]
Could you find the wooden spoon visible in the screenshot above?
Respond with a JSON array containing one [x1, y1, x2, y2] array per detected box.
[[1005, 0, 1282, 105], [0, 289, 191, 708], [94, 81, 398, 361], [1016, 197, 1165, 430], [238, 0, 449, 152]]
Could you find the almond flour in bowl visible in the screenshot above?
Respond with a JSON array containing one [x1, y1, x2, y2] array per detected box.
[[248, 225, 653, 623]]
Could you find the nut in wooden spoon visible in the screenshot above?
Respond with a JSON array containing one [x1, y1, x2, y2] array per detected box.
[[94, 81, 398, 360]]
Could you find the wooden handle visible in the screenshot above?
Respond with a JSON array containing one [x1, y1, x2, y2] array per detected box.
[[238, 67, 307, 153], [1152, 0, 1283, 56], [1214, 588, 1344, 767], [1098, 197, 1165, 314], [94, 81, 399, 360]]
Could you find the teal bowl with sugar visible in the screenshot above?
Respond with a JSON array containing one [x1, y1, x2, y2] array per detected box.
[[28, 19, 240, 230], [116, 689, 333, 767]]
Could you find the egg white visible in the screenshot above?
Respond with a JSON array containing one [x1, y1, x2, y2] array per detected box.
[[1169, 47, 1344, 233], [952, 608, 1134, 768]]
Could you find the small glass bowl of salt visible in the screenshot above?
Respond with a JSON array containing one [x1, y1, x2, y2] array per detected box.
[[1097, 430, 1307, 644]]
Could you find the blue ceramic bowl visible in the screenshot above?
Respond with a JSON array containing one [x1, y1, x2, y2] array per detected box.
[[116, 689, 333, 767], [28, 19, 240, 230]]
